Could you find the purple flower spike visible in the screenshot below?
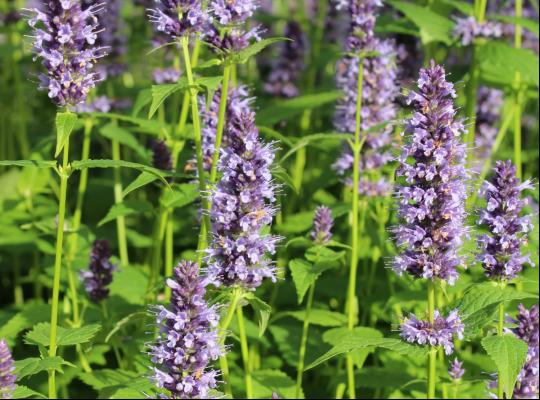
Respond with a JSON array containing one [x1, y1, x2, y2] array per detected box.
[[477, 160, 534, 280], [151, 139, 174, 172], [153, 68, 182, 84], [311, 206, 334, 245], [453, 16, 503, 46], [148, 261, 222, 399], [392, 62, 468, 285], [474, 87, 504, 172], [400, 309, 464, 355], [148, 0, 209, 40], [0, 339, 16, 399], [210, 0, 257, 25], [80, 240, 116, 303], [508, 304, 539, 399], [26, 0, 107, 107], [332, 0, 399, 197], [448, 358, 465, 381], [264, 21, 306, 98], [206, 109, 280, 289]]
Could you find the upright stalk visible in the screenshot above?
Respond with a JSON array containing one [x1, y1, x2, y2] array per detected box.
[[237, 304, 254, 399], [345, 58, 364, 399], [112, 139, 129, 265], [514, 0, 523, 180], [48, 131, 71, 399], [164, 213, 174, 299], [180, 37, 210, 259], [296, 283, 315, 397], [209, 64, 231, 183], [218, 288, 242, 397], [497, 281, 507, 399], [427, 280, 436, 399]]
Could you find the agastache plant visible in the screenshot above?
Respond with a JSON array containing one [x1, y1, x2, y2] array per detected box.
[[80, 240, 116, 303], [148, 261, 222, 399], [311, 206, 334, 245], [0, 339, 16, 400], [477, 160, 534, 280], [27, 0, 107, 107], [449, 358, 465, 381], [453, 16, 503, 46], [148, 0, 209, 40]]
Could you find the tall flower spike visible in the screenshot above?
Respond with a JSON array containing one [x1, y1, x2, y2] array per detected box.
[[148, 0, 209, 40], [448, 358, 465, 381], [452, 16, 503, 46], [508, 304, 539, 399], [332, 0, 399, 197], [477, 160, 534, 280], [474, 87, 504, 173], [264, 20, 306, 98], [400, 309, 464, 355], [80, 239, 116, 303], [392, 61, 468, 285], [0, 339, 16, 399], [148, 261, 222, 399], [311, 206, 334, 245], [26, 0, 107, 107], [151, 139, 174, 172], [206, 109, 280, 289]]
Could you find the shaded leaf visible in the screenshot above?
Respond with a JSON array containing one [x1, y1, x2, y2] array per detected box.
[[98, 200, 154, 227], [55, 112, 78, 157]]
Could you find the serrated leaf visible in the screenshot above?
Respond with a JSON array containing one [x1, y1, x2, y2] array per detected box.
[[195, 76, 223, 92], [230, 37, 287, 64], [160, 183, 199, 209], [245, 294, 272, 337], [98, 200, 153, 227], [78, 369, 139, 390], [24, 323, 101, 347], [289, 259, 335, 304], [15, 356, 74, 379], [277, 309, 348, 327], [71, 159, 169, 184], [252, 369, 304, 399], [149, 78, 189, 119], [123, 172, 159, 197], [304, 246, 345, 264], [0, 160, 56, 169], [482, 335, 528, 397], [55, 111, 78, 157], [0, 304, 50, 345], [12, 385, 46, 399], [99, 123, 149, 161]]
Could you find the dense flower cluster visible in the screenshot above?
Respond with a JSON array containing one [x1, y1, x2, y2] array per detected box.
[[264, 21, 306, 98], [148, 261, 222, 399], [332, 0, 398, 197], [508, 304, 539, 399], [206, 0, 262, 52], [206, 110, 280, 289], [448, 358, 465, 381], [80, 240, 116, 303], [27, 0, 107, 107], [392, 62, 468, 285], [153, 67, 182, 84], [311, 206, 334, 245], [400, 309, 464, 355], [151, 139, 174, 172], [474, 87, 504, 172], [477, 160, 534, 280], [148, 0, 209, 40], [0, 339, 16, 400], [453, 16, 503, 46]]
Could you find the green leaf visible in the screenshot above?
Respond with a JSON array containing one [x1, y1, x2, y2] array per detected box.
[[0, 304, 50, 345], [478, 41, 539, 88], [93, 113, 167, 135], [276, 309, 348, 327], [98, 200, 154, 227], [15, 356, 74, 379], [24, 323, 101, 347], [482, 335, 528, 397], [195, 76, 223, 92], [257, 92, 341, 126], [272, 166, 298, 194], [71, 159, 170, 185], [252, 369, 303, 399], [99, 124, 149, 161], [245, 294, 272, 337], [12, 385, 46, 399], [105, 312, 147, 343], [289, 259, 336, 304], [389, 1, 453, 44], [304, 246, 345, 264], [78, 369, 139, 390], [439, 0, 474, 15], [109, 264, 148, 304], [194, 58, 222, 70], [0, 160, 56, 169], [257, 125, 294, 147], [55, 112, 78, 157], [123, 172, 159, 197], [230, 37, 287, 64], [160, 183, 199, 209], [149, 78, 189, 118], [132, 88, 152, 117]]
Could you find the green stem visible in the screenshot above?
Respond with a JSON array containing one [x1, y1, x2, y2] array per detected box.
[[218, 288, 242, 397], [48, 132, 71, 400], [428, 280, 436, 399], [149, 207, 168, 296], [464, 46, 480, 156], [345, 58, 365, 400], [209, 65, 231, 183], [513, 0, 523, 180], [180, 37, 210, 262], [237, 304, 253, 399], [296, 282, 315, 397], [112, 139, 129, 265], [164, 214, 174, 300], [497, 301, 505, 399]]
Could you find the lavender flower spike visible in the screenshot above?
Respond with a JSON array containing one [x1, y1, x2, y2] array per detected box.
[[149, 0, 209, 40], [448, 358, 465, 381], [453, 16, 503, 46], [26, 0, 107, 107], [508, 304, 539, 399], [392, 61, 468, 285], [151, 139, 174, 172], [311, 206, 334, 245], [0, 339, 16, 399], [400, 309, 465, 355], [80, 240, 116, 303], [206, 110, 280, 289], [148, 261, 222, 399], [478, 160, 534, 280]]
